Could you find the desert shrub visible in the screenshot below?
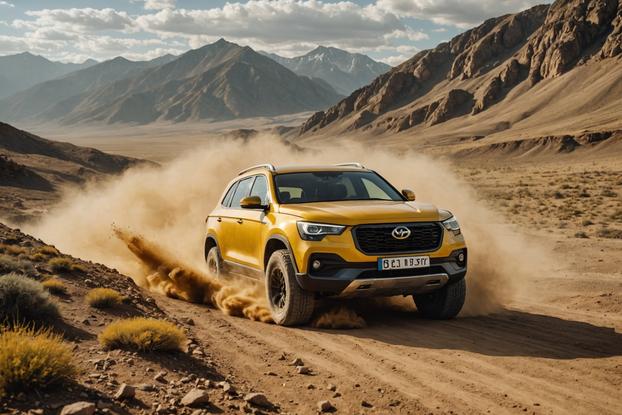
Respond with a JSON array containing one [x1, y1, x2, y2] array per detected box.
[[35, 246, 60, 257], [611, 210, 622, 221], [553, 191, 565, 199], [574, 231, 589, 239], [86, 288, 124, 308], [99, 318, 186, 352], [29, 253, 47, 262], [0, 244, 28, 256], [601, 189, 618, 197], [582, 219, 594, 226], [578, 190, 591, 198], [42, 278, 67, 295], [48, 257, 85, 273], [0, 255, 21, 274], [0, 326, 75, 396], [0, 273, 59, 324], [597, 228, 622, 239]]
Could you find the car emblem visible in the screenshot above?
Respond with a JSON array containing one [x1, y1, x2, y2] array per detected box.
[[392, 226, 411, 240]]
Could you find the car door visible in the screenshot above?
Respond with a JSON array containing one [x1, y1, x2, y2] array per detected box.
[[234, 174, 270, 270], [219, 176, 254, 265]]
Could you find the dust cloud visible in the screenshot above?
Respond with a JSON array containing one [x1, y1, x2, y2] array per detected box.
[[26, 135, 552, 318], [312, 306, 367, 329], [114, 227, 273, 322]]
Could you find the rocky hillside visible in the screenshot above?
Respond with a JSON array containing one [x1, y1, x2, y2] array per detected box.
[[299, 0, 622, 145], [263, 46, 391, 95], [0, 52, 96, 99], [0, 122, 144, 222], [0, 222, 282, 415]]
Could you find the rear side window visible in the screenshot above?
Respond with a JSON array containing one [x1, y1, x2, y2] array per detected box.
[[249, 175, 269, 205], [230, 177, 254, 208], [221, 182, 238, 207]]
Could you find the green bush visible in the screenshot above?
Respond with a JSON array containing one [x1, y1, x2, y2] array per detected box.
[[0, 273, 59, 324], [0, 326, 76, 396]]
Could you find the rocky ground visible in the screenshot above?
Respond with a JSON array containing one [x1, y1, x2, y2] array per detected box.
[[0, 223, 288, 415]]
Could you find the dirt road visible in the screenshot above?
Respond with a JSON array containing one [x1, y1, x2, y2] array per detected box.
[[156, 235, 622, 415]]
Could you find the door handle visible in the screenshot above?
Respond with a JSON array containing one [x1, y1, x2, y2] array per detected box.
[[216, 217, 222, 222], [237, 219, 243, 224]]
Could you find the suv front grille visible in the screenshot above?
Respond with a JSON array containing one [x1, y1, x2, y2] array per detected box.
[[353, 222, 443, 255]]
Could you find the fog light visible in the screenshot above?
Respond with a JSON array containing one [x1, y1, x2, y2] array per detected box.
[[458, 253, 465, 263], [312, 260, 322, 270]]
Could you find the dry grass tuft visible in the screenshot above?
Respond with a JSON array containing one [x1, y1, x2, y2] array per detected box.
[[35, 246, 60, 257], [42, 278, 67, 295], [0, 273, 59, 324], [99, 318, 186, 352], [48, 257, 85, 273], [0, 326, 76, 396], [86, 288, 125, 308], [0, 244, 28, 256]]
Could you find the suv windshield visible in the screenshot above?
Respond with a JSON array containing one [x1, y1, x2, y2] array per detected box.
[[274, 171, 404, 204]]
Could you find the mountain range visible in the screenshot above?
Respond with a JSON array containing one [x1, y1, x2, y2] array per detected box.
[[262, 46, 390, 95], [0, 39, 342, 125], [0, 52, 96, 99], [298, 0, 622, 156]]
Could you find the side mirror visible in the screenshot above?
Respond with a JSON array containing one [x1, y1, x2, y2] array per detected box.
[[240, 196, 267, 210], [402, 189, 416, 201]]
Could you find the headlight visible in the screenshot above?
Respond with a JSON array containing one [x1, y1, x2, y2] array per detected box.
[[297, 221, 346, 241], [441, 214, 461, 236]]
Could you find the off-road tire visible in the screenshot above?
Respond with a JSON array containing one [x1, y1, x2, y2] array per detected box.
[[206, 246, 224, 280], [413, 278, 466, 319], [266, 249, 314, 326]]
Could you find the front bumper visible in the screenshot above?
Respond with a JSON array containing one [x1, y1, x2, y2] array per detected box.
[[295, 249, 467, 297]]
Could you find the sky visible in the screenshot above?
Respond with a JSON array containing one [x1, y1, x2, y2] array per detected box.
[[0, 0, 548, 66]]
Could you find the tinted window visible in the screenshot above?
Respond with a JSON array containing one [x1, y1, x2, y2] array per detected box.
[[274, 171, 403, 204], [230, 177, 253, 208], [221, 181, 238, 207], [249, 175, 269, 205]]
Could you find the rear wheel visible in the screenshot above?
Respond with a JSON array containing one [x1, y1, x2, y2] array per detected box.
[[413, 278, 466, 319], [266, 249, 314, 326], [206, 246, 223, 280]]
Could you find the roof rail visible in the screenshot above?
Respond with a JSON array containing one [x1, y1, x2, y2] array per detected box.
[[335, 162, 366, 169], [238, 164, 276, 175]]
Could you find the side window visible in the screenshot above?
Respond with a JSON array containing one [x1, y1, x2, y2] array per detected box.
[[230, 177, 253, 208], [249, 175, 269, 205], [221, 181, 238, 207]]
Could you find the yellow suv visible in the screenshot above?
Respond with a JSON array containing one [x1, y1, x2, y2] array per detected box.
[[205, 163, 467, 326]]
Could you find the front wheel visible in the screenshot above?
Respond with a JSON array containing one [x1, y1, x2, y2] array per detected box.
[[265, 249, 314, 326], [413, 278, 466, 319]]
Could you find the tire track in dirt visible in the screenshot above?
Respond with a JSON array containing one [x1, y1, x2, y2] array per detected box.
[[158, 295, 622, 414]]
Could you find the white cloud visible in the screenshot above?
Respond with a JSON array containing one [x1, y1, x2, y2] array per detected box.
[[18, 8, 134, 33], [136, 1, 411, 51], [144, 0, 176, 11], [376, 0, 547, 28], [0, 1, 14, 7]]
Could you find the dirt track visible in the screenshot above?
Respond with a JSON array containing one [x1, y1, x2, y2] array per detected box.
[[157, 236, 622, 415]]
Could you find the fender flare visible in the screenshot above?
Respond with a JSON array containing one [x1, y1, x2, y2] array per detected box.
[[264, 234, 300, 274]]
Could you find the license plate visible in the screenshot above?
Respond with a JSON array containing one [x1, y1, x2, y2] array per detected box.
[[378, 255, 430, 271]]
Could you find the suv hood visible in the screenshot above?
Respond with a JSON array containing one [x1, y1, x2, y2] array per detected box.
[[278, 200, 441, 225]]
